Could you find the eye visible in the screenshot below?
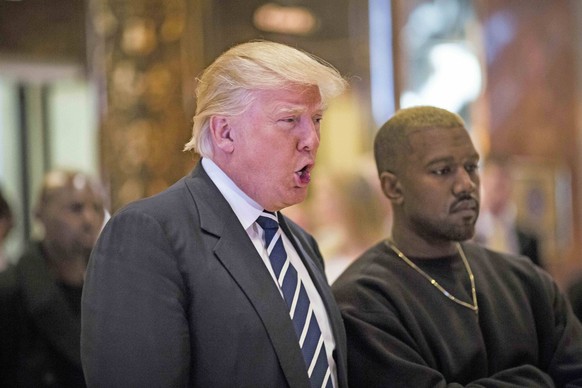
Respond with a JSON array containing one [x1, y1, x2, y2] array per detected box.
[[70, 203, 84, 213], [278, 116, 297, 124], [432, 166, 451, 176], [465, 163, 479, 173]]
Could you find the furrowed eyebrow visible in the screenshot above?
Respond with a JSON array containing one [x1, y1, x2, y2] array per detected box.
[[425, 156, 454, 167], [278, 105, 321, 115], [425, 152, 480, 167]]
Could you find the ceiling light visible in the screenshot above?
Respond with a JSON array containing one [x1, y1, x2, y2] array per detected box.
[[253, 3, 318, 36]]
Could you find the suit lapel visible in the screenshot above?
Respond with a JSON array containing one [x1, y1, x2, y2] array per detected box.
[[184, 164, 311, 388]]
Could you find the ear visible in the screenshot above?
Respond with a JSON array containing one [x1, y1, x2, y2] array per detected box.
[[209, 115, 235, 153], [380, 171, 404, 205]]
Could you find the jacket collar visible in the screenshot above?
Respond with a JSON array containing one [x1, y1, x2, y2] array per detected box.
[[184, 163, 312, 387]]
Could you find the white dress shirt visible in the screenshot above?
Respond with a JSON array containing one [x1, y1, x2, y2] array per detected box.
[[202, 158, 337, 387]]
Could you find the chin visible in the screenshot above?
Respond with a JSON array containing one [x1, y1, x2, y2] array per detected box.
[[448, 227, 475, 242], [457, 231, 475, 242], [288, 190, 308, 203]]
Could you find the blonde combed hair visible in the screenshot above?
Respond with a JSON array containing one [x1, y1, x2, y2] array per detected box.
[[184, 40, 347, 157]]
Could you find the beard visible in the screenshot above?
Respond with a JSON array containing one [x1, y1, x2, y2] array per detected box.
[[411, 214, 477, 243]]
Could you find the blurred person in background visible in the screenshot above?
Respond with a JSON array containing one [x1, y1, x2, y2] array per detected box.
[[474, 154, 542, 267], [0, 169, 107, 387], [311, 169, 391, 284], [0, 186, 15, 272], [568, 276, 582, 323]]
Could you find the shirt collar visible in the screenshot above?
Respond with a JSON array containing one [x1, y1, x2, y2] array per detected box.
[[201, 158, 264, 230]]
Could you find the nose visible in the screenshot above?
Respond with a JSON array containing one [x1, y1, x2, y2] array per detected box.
[[81, 204, 103, 228], [298, 119, 320, 152], [453, 169, 478, 196]]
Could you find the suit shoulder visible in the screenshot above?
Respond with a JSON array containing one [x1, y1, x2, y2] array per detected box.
[[115, 178, 196, 219]]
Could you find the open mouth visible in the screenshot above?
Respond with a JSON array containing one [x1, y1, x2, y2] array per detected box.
[[296, 165, 312, 185]]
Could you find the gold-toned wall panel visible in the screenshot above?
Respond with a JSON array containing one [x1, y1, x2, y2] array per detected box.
[[89, 0, 201, 211], [475, 0, 581, 281]]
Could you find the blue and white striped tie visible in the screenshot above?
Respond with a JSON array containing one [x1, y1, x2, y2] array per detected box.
[[256, 211, 332, 388]]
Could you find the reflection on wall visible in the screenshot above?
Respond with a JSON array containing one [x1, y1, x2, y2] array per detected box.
[[398, 0, 482, 124], [401, 42, 482, 113], [49, 81, 99, 177], [369, 0, 396, 127]]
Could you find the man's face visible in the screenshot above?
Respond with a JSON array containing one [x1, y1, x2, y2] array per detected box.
[[39, 182, 105, 257], [397, 126, 480, 243], [227, 84, 323, 211]]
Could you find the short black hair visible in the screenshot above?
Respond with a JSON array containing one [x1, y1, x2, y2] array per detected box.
[[373, 106, 466, 175]]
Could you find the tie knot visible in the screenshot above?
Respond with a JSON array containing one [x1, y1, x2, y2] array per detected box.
[[256, 211, 279, 231]]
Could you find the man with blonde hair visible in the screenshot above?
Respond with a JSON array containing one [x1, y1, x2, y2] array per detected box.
[[82, 40, 348, 387]]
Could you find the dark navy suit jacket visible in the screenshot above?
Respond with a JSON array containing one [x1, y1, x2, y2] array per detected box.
[[81, 162, 348, 387]]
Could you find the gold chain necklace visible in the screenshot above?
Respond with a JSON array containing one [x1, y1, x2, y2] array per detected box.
[[385, 239, 479, 314]]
